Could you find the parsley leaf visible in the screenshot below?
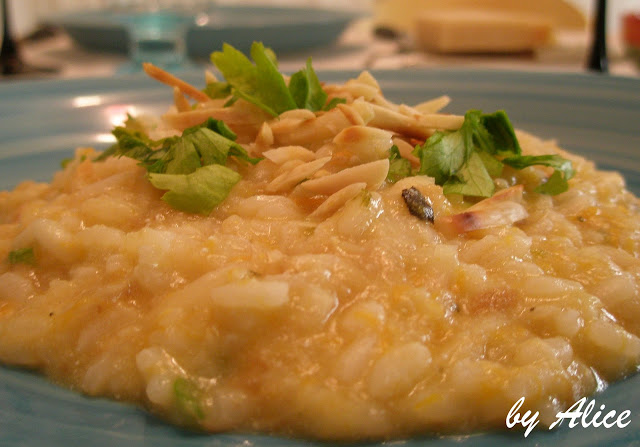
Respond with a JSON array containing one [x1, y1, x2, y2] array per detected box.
[[415, 127, 471, 186], [387, 145, 412, 183], [413, 109, 573, 197], [8, 247, 35, 265], [289, 58, 328, 111], [442, 151, 494, 197], [99, 117, 260, 214], [149, 165, 242, 215], [323, 97, 347, 111], [503, 154, 574, 195], [202, 81, 232, 99], [211, 42, 296, 116], [173, 377, 205, 420], [478, 110, 521, 155], [210, 42, 343, 116]]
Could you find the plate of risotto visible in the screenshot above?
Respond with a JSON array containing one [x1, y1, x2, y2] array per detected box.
[[1, 43, 640, 446]]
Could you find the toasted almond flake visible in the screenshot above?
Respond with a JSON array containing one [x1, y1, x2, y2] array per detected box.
[[356, 70, 381, 90], [439, 199, 528, 235], [263, 146, 317, 164], [418, 113, 464, 130], [309, 183, 367, 219], [163, 101, 270, 142], [341, 80, 380, 102], [255, 122, 274, 148], [368, 103, 463, 139], [392, 137, 420, 166], [204, 70, 219, 84], [266, 157, 332, 193], [272, 102, 373, 147], [143, 63, 209, 102], [279, 109, 317, 121], [172, 87, 191, 113], [414, 95, 451, 114], [277, 159, 306, 174], [333, 126, 394, 163], [438, 185, 527, 234], [336, 103, 366, 126], [299, 159, 390, 195], [469, 185, 525, 211]]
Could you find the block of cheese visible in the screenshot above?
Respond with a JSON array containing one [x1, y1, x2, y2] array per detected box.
[[374, 0, 586, 34], [414, 9, 553, 54]]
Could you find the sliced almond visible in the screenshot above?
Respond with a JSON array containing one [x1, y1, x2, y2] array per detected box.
[[439, 201, 528, 234], [278, 109, 317, 121], [368, 103, 463, 139], [468, 185, 525, 212], [263, 146, 317, 165], [333, 126, 394, 164], [266, 157, 332, 193], [309, 182, 367, 219], [438, 185, 527, 234], [299, 159, 390, 195], [172, 87, 191, 113], [143, 62, 209, 102], [272, 102, 373, 147], [254, 122, 274, 148], [392, 137, 420, 166], [356, 70, 382, 90], [163, 100, 270, 142], [414, 95, 451, 114]]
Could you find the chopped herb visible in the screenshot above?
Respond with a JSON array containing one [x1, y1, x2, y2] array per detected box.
[[149, 165, 242, 214], [211, 42, 296, 116], [360, 189, 373, 207], [8, 247, 35, 265], [288, 58, 328, 111], [202, 81, 232, 99], [323, 97, 347, 111], [441, 151, 494, 197], [387, 145, 412, 183], [98, 118, 259, 214], [401, 187, 434, 223], [502, 154, 574, 195], [60, 154, 87, 169], [210, 42, 344, 116], [412, 109, 573, 197], [60, 157, 73, 169], [173, 377, 205, 420]]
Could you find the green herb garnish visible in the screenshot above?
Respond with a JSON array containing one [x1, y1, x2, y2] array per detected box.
[[149, 165, 241, 214], [502, 154, 574, 194], [387, 145, 412, 183], [209, 42, 343, 116], [410, 110, 574, 197], [7, 247, 35, 266], [98, 118, 259, 215], [60, 154, 87, 169], [173, 377, 205, 420]]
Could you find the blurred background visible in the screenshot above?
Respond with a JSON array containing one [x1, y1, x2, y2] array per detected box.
[[1, 0, 639, 78]]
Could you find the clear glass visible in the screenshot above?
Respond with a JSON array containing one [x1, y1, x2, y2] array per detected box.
[[112, 0, 214, 72]]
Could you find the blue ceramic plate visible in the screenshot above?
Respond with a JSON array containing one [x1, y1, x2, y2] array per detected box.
[[1, 69, 640, 446], [47, 5, 360, 58]]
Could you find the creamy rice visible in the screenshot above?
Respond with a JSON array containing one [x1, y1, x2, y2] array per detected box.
[[1, 69, 640, 440]]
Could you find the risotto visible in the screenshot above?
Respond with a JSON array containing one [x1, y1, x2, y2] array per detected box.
[[1, 43, 640, 440]]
